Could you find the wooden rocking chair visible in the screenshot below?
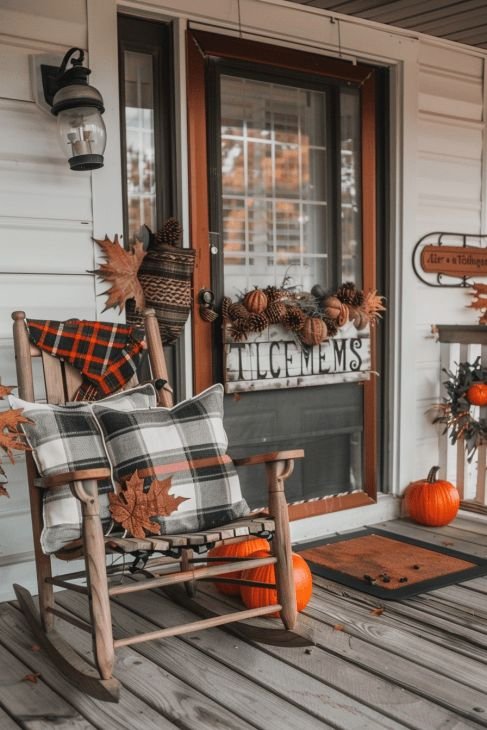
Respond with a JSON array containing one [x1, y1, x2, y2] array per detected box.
[[11, 308, 303, 702]]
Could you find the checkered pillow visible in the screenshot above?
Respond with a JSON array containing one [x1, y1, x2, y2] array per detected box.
[[9, 383, 157, 554], [93, 384, 249, 534]]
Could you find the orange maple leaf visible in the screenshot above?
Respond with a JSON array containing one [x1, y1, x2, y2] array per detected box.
[[109, 471, 188, 539], [91, 234, 146, 313], [0, 385, 14, 399], [0, 408, 32, 462], [146, 476, 189, 518]]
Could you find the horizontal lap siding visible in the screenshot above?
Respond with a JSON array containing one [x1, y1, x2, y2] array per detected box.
[[414, 41, 484, 478], [0, 0, 93, 593]]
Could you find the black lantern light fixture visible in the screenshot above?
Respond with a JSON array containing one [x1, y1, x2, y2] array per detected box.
[[40, 47, 106, 171]]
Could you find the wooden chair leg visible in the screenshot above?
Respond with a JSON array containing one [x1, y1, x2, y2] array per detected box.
[[77, 480, 114, 680], [267, 460, 297, 631], [181, 548, 196, 597], [27, 457, 55, 632]]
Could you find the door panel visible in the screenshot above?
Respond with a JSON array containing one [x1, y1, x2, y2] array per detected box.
[[187, 31, 379, 517]]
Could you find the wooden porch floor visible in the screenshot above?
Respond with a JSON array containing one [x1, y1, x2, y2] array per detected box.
[[1, 517, 487, 729]]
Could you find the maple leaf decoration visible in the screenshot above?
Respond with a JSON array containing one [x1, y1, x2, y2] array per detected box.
[[109, 471, 189, 539], [91, 234, 146, 314], [0, 409, 32, 463], [469, 282, 487, 325]]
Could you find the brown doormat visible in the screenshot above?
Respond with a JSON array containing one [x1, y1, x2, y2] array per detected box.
[[295, 527, 487, 599]]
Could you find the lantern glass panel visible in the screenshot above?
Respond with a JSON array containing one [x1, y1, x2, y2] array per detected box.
[[56, 107, 107, 160]]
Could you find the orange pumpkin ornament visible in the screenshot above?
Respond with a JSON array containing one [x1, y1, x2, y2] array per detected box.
[[322, 295, 341, 320], [240, 550, 312, 616], [301, 317, 327, 346], [466, 383, 487, 406], [243, 288, 268, 314], [404, 466, 459, 527], [208, 537, 270, 595]]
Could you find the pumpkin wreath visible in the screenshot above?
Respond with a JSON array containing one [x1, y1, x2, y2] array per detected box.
[[433, 357, 487, 460]]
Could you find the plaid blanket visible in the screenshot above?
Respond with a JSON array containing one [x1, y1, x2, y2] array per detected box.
[[27, 319, 145, 401]]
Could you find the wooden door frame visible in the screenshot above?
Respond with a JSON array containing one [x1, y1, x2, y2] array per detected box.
[[187, 29, 379, 519]]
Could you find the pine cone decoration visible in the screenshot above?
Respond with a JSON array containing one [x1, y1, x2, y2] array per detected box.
[[221, 297, 232, 320], [284, 306, 306, 332], [229, 318, 251, 341], [248, 312, 269, 333], [263, 285, 283, 303], [265, 301, 287, 324], [155, 217, 183, 246], [228, 302, 250, 321], [323, 316, 338, 338], [336, 282, 359, 306]]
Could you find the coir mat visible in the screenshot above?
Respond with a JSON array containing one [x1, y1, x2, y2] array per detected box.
[[295, 527, 487, 599]]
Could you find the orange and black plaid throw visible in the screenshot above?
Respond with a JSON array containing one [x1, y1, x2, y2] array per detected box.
[[26, 318, 145, 401]]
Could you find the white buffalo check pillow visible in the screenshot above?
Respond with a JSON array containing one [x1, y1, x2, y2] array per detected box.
[[93, 384, 249, 534], [9, 383, 158, 554]]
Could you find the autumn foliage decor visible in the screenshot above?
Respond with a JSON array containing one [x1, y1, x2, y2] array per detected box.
[[108, 471, 188, 539], [223, 282, 385, 346], [208, 537, 271, 596], [240, 550, 313, 617], [433, 357, 487, 459], [0, 384, 32, 498], [403, 466, 460, 527]]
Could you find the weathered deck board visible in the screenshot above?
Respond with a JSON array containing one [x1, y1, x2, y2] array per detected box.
[[0, 604, 178, 730], [1, 519, 487, 729], [0, 621, 95, 730], [194, 585, 487, 728], [56, 590, 332, 730]]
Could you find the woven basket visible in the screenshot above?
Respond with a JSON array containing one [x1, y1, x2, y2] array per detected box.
[[127, 242, 195, 345]]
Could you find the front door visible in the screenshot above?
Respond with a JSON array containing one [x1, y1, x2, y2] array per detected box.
[[188, 31, 381, 518]]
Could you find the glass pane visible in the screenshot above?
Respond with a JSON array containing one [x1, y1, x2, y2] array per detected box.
[[220, 74, 331, 296], [341, 88, 362, 284], [123, 51, 156, 242]]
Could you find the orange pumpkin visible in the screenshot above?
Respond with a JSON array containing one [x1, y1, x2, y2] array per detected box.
[[322, 295, 341, 320], [208, 537, 270, 595], [240, 550, 312, 617], [243, 289, 268, 314], [466, 383, 487, 406], [404, 466, 459, 527], [301, 317, 327, 346]]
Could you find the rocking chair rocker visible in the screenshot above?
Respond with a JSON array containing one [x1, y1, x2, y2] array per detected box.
[[11, 308, 303, 702]]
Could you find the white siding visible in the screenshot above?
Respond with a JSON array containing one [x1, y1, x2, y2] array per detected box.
[[0, 0, 486, 598], [0, 0, 95, 599], [414, 42, 484, 478]]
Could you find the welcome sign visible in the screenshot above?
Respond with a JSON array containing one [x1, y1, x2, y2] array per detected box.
[[223, 322, 371, 393]]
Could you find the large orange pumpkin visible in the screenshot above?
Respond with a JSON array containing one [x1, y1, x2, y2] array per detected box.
[[404, 466, 459, 526], [208, 537, 270, 595], [466, 383, 487, 406], [240, 550, 312, 617]]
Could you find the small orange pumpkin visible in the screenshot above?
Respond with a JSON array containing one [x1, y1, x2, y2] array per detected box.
[[208, 537, 270, 595], [404, 466, 459, 527], [301, 317, 327, 346], [466, 383, 487, 406], [240, 550, 312, 617], [243, 289, 268, 314]]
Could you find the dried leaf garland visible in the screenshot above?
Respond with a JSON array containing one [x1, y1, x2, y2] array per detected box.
[[0, 409, 32, 462], [109, 471, 189, 538], [0, 384, 14, 399], [91, 234, 146, 313]]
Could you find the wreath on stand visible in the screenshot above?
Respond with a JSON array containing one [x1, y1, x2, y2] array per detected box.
[[434, 358, 487, 460]]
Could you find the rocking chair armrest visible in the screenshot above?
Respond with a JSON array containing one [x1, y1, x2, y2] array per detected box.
[[232, 450, 304, 468], [36, 468, 112, 489]]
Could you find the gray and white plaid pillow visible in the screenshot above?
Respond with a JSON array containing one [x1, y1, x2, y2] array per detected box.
[[9, 383, 158, 554], [93, 384, 249, 534]]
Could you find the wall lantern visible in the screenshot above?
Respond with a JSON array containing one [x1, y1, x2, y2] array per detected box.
[[39, 47, 106, 171]]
